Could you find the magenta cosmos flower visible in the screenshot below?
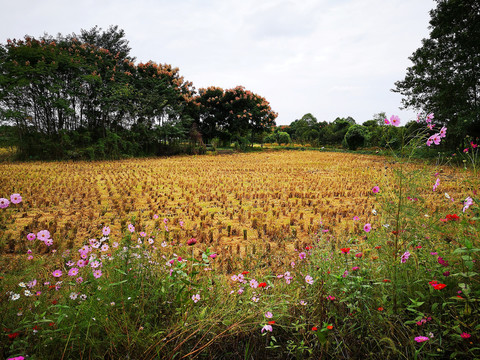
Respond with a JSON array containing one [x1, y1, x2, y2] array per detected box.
[[414, 336, 429, 343], [27, 233, 36, 241], [52, 270, 62, 277], [372, 186, 380, 194], [0, 198, 10, 208], [10, 193, 22, 204], [187, 238, 197, 246], [364, 223, 372, 232]]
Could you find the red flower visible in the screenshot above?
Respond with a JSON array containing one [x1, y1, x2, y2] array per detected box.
[[392, 230, 399, 235], [433, 283, 446, 290], [446, 214, 459, 221], [340, 248, 350, 254], [51, 300, 57, 305], [49, 322, 55, 327], [377, 307, 384, 311], [429, 280, 438, 286], [375, 246, 381, 250], [268, 321, 275, 325], [305, 246, 312, 250], [383, 279, 391, 283], [258, 282, 267, 288], [327, 325, 333, 330], [242, 271, 250, 275], [311, 326, 318, 331], [8, 332, 19, 339]]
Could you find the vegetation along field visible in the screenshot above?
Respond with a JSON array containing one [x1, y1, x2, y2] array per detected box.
[[1, 149, 479, 359]]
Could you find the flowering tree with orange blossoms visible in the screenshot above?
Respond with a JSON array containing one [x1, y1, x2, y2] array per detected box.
[[0, 28, 197, 158]]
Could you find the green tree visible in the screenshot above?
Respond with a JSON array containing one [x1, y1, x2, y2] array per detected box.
[[343, 124, 370, 150], [393, 0, 480, 146], [194, 86, 277, 145]]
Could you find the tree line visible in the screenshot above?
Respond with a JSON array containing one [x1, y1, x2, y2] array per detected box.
[[0, 26, 277, 159]]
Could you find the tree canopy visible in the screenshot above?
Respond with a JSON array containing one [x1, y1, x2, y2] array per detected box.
[[0, 26, 277, 159], [393, 0, 480, 145]]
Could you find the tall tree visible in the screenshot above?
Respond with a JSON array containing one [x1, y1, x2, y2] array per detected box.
[[393, 0, 480, 145]]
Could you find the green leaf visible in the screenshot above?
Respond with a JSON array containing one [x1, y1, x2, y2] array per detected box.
[[109, 279, 128, 287]]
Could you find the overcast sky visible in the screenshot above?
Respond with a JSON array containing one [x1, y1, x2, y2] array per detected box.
[[1, 0, 437, 125]]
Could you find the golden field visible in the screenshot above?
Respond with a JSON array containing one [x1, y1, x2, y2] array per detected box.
[[0, 150, 470, 270]]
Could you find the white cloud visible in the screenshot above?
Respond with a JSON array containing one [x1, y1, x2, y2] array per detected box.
[[1, 0, 436, 125]]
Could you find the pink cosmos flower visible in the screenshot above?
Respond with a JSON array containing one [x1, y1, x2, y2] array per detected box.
[[353, 216, 359, 221], [426, 137, 434, 146], [44, 239, 53, 246], [102, 226, 110, 236], [384, 118, 390, 125], [10, 193, 22, 204], [192, 294, 200, 303], [426, 113, 434, 123], [432, 134, 441, 145], [433, 178, 440, 191], [299, 252, 306, 260], [187, 238, 197, 246], [327, 295, 336, 301], [27, 233, 36, 241], [414, 336, 429, 343], [93, 269, 102, 279], [52, 270, 62, 277], [37, 230, 51, 241], [471, 142, 478, 149], [76, 277, 83, 284], [101, 244, 109, 252], [463, 197, 474, 212], [305, 275, 314, 285], [68, 267, 79, 276], [364, 223, 372, 232], [390, 115, 401, 127], [439, 126, 447, 138], [210, 253, 217, 259], [372, 186, 380, 194], [264, 311, 273, 318], [0, 198, 10, 208], [250, 279, 259, 288], [261, 324, 273, 333], [401, 251, 411, 263], [128, 224, 135, 233], [77, 259, 86, 268]]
